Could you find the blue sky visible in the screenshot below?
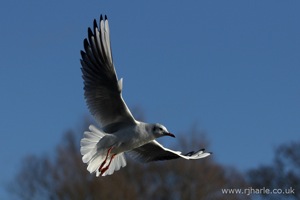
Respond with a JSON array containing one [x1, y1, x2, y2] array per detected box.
[[1, 0, 299, 198]]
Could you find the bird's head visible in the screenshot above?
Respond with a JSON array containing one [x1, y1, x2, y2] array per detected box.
[[151, 123, 175, 138]]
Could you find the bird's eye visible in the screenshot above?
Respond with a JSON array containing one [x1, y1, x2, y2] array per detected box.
[[159, 127, 163, 131]]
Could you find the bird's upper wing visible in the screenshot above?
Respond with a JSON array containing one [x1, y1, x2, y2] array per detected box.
[[80, 15, 136, 128], [128, 140, 211, 162]]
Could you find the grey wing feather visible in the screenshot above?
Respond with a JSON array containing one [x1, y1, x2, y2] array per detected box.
[[80, 15, 136, 127], [128, 140, 211, 162]]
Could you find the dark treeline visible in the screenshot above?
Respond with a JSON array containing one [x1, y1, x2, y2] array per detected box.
[[8, 116, 299, 200]]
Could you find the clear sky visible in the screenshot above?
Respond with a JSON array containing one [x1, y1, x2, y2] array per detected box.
[[1, 0, 299, 198]]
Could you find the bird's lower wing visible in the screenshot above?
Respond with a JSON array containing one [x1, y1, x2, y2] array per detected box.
[[127, 140, 211, 163]]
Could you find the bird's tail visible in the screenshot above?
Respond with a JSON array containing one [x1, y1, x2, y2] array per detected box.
[[80, 125, 126, 176]]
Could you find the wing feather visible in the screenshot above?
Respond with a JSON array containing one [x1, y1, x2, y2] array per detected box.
[[128, 140, 211, 162], [80, 15, 136, 128]]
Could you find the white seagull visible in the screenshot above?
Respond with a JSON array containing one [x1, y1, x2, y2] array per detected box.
[[80, 15, 211, 176]]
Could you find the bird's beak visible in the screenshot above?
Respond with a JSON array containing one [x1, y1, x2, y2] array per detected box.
[[165, 132, 175, 138]]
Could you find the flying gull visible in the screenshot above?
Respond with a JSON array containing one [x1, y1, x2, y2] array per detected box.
[[80, 15, 211, 176]]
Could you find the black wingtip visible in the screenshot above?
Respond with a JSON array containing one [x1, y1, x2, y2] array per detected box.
[[104, 15, 107, 20], [83, 39, 90, 52], [93, 19, 98, 29], [80, 51, 88, 61], [100, 14, 103, 21], [185, 151, 195, 156], [80, 50, 86, 57], [88, 27, 93, 37], [83, 38, 89, 47], [88, 27, 93, 38]]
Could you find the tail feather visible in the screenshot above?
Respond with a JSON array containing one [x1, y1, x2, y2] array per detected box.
[[83, 132, 100, 142], [96, 153, 126, 177], [81, 137, 97, 149], [82, 147, 97, 163], [107, 153, 127, 175], [80, 125, 106, 165], [80, 124, 127, 177], [80, 145, 95, 155], [87, 153, 105, 173]]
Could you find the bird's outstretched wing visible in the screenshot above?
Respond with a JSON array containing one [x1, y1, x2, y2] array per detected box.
[[80, 15, 136, 128], [128, 140, 211, 162]]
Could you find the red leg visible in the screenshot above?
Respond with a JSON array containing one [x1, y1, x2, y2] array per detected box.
[[98, 147, 113, 172], [100, 154, 116, 176]]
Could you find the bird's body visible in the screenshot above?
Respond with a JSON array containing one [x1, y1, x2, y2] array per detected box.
[[80, 15, 211, 177], [100, 122, 155, 154]]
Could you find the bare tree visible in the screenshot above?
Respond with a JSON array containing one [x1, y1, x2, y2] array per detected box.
[[247, 141, 300, 200], [8, 117, 250, 200]]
